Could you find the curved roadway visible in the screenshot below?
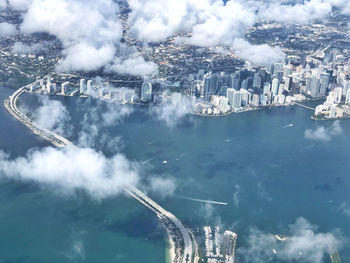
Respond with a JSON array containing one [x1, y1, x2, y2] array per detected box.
[[4, 85, 195, 263]]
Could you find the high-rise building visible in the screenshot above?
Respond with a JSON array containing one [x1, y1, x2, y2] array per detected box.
[[346, 89, 350, 104], [47, 83, 57, 94], [61, 81, 69, 95], [219, 96, 229, 112], [141, 82, 152, 101], [253, 73, 262, 92], [87, 80, 94, 95], [319, 73, 330, 97], [260, 94, 268, 106], [232, 91, 242, 108], [271, 78, 279, 96], [45, 77, 51, 93], [251, 94, 260, 107], [226, 88, 235, 106], [263, 82, 271, 95], [273, 63, 283, 75], [334, 87, 343, 103], [308, 76, 320, 98], [80, 79, 87, 94]]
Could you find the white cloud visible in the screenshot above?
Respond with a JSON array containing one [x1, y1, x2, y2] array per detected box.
[[128, 0, 257, 47], [8, 0, 33, 10], [77, 98, 133, 153], [0, 145, 140, 199], [257, 0, 333, 24], [106, 53, 158, 77], [0, 22, 17, 37], [233, 184, 241, 208], [241, 217, 343, 263], [7, 0, 157, 76], [147, 176, 177, 198], [337, 202, 350, 218], [19, 0, 121, 72], [304, 121, 343, 142], [12, 41, 50, 54], [56, 42, 116, 73], [0, 0, 6, 9], [33, 96, 72, 137], [232, 39, 286, 66], [151, 93, 192, 127], [176, 0, 257, 47]]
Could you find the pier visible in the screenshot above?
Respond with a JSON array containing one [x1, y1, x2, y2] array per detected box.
[[4, 85, 196, 263]]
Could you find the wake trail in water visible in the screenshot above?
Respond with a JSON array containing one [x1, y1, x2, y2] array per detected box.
[[282, 123, 294, 129], [175, 194, 228, 205], [141, 156, 156, 165]]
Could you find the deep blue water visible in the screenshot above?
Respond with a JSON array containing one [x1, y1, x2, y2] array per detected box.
[[0, 87, 349, 262]]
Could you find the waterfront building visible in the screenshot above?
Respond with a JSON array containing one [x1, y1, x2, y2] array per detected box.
[[171, 92, 182, 106], [253, 73, 262, 91], [61, 81, 69, 95], [307, 76, 320, 98], [226, 88, 235, 106], [219, 96, 229, 113], [346, 89, 350, 104], [47, 83, 57, 94], [240, 89, 250, 106], [271, 78, 279, 96], [45, 77, 51, 93], [232, 91, 242, 109], [319, 73, 330, 97], [251, 94, 260, 107], [141, 82, 152, 101], [87, 80, 94, 95], [260, 94, 268, 106], [80, 79, 87, 94], [334, 87, 343, 103], [263, 82, 271, 95]]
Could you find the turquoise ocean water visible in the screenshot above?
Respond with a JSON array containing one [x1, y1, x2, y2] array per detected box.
[[0, 86, 349, 262]]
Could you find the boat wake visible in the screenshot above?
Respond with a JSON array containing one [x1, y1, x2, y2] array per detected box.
[[141, 156, 156, 165], [175, 194, 228, 205]]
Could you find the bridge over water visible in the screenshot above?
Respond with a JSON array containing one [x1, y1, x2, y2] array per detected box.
[[4, 85, 196, 263]]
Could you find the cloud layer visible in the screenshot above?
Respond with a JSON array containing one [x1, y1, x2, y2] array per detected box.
[[34, 96, 72, 137], [241, 217, 343, 263], [304, 121, 343, 142], [4, 0, 349, 72], [232, 39, 286, 66], [0, 22, 17, 37], [0, 145, 140, 199], [6, 0, 157, 76]]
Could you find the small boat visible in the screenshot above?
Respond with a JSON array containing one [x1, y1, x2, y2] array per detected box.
[[162, 160, 168, 164]]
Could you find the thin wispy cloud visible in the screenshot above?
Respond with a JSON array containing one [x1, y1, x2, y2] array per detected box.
[[304, 121, 343, 142], [240, 217, 344, 263]]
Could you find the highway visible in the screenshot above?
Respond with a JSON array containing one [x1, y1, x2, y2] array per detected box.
[[294, 102, 316, 111], [4, 85, 195, 263], [4, 84, 72, 147]]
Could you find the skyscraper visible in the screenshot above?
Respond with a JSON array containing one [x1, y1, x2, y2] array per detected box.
[[226, 88, 235, 106], [346, 89, 350, 104], [141, 82, 152, 101], [87, 80, 94, 95], [61, 81, 69, 95], [271, 78, 279, 96], [319, 73, 330, 97], [80, 79, 87, 94]]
